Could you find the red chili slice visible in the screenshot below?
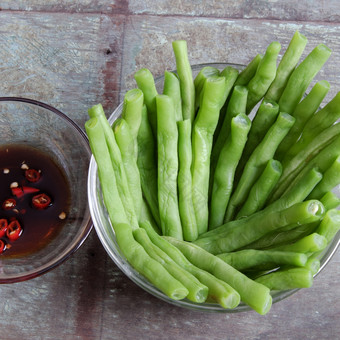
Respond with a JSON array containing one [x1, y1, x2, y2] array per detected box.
[[0, 219, 8, 238], [22, 186, 40, 194], [6, 220, 22, 241], [0, 240, 6, 253], [25, 169, 41, 182], [11, 187, 24, 198], [32, 193, 51, 210], [2, 198, 16, 210]]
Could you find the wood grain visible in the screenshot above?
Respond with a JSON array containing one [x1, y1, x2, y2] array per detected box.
[[0, 2, 339, 339], [129, 0, 340, 23], [1, 0, 340, 23], [122, 15, 340, 102], [0, 12, 125, 126], [0, 1, 128, 14]]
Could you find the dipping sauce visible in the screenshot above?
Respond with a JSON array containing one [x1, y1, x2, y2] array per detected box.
[[0, 144, 71, 257]]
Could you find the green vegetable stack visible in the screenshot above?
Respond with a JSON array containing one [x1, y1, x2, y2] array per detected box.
[[85, 31, 340, 315]]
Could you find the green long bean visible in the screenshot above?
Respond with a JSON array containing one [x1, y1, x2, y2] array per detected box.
[[137, 105, 161, 226], [237, 99, 279, 175], [275, 80, 330, 160], [195, 200, 325, 254], [308, 155, 340, 200], [172, 40, 195, 122], [271, 133, 340, 201], [85, 117, 128, 227], [156, 95, 182, 239], [235, 54, 263, 86], [304, 256, 321, 276], [236, 159, 282, 219], [318, 191, 340, 211], [88, 104, 139, 229], [213, 66, 240, 144], [265, 31, 308, 102], [133, 228, 208, 303], [315, 209, 340, 243], [273, 233, 327, 253], [200, 167, 322, 240], [282, 91, 340, 163], [121, 88, 144, 158], [222, 85, 248, 137], [113, 118, 143, 219], [177, 119, 198, 241], [244, 222, 319, 251], [115, 223, 188, 300], [166, 237, 272, 315], [209, 113, 251, 229], [272, 123, 340, 201], [225, 112, 295, 222], [217, 249, 307, 271], [242, 188, 332, 251], [140, 221, 240, 309], [194, 66, 220, 111], [139, 198, 161, 234], [191, 76, 227, 235], [278, 43, 332, 115], [163, 70, 183, 122], [246, 41, 281, 113], [241, 189, 331, 251], [134, 68, 158, 137], [255, 268, 313, 290], [210, 86, 248, 191]]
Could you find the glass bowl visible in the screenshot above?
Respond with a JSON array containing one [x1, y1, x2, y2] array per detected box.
[[0, 97, 93, 283], [88, 64, 340, 312]]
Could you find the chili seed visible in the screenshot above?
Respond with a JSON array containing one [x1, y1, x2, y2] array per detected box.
[[10, 182, 19, 188], [21, 163, 29, 170], [59, 212, 66, 220]]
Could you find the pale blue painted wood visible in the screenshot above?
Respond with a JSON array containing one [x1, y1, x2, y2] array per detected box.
[[0, 2, 339, 339]]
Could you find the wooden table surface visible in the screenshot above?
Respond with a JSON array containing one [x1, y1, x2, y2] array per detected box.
[[1, 2, 340, 339]]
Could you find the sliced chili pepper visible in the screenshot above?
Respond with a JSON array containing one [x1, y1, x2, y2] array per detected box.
[[0, 219, 8, 238], [32, 193, 51, 210], [2, 198, 16, 210], [25, 169, 41, 182], [22, 186, 40, 194], [11, 186, 24, 198], [6, 220, 22, 241], [0, 240, 6, 253]]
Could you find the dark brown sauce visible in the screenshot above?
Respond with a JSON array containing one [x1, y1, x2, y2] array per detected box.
[[0, 144, 71, 257]]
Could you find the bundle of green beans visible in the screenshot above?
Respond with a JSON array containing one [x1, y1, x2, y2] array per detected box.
[[85, 32, 340, 315]]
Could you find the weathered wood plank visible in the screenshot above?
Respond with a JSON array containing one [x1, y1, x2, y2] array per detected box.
[[98, 253, 340, 339], [1, 243, 339, 339], [0, 232, 111, 340], [0, 12, 125, 126], [0, 5, 339, 340], [0, 0, 128, 14], [121, 15, 340, 103], [128, 0, 340, 23], [1, 0, 339, 23]]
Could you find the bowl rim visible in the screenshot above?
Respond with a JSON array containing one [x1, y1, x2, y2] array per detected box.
[[0, 96, 93, 283], [0, 96, 89, 142], [88, 63, 340, 312]]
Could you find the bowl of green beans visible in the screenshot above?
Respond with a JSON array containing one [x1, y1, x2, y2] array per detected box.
[[87, 35, 340, 314]]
